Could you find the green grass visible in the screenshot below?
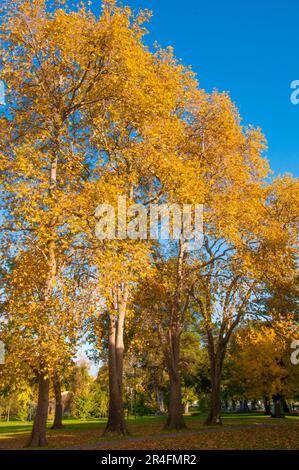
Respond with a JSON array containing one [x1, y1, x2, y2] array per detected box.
[[0, 413, 298, 450]]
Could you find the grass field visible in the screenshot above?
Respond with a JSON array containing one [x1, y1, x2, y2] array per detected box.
[[0, 414, 298, 450]]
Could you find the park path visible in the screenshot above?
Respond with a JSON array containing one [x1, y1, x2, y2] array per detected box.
[[63, 422, 278, 450]]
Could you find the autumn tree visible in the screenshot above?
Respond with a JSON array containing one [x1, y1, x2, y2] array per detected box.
[[0, 247, 90, 444], [189, 175, 298, 425], [64, 0, 198, 435], [137, 244, 191, 429], [229, 320, 299, 417], [0, 0, 113, 444], [1, 0, 297, 444]]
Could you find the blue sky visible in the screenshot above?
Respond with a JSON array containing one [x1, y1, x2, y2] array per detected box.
[[92, 0, 299, 177]]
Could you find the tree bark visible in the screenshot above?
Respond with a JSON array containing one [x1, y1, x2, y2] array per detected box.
[[27, 375, 50, 447], [239, 399, 250, 412], [164, 243, 187, 430], [165, 331, 186, 429], [272, 394, 284, 418], [206, 348, 224, 425], [156, 389, 165, 414], [51, 374, 63, 429], [264, 397, 272, 415], [206, 372, 222, 425], [104, 300, 129, 436]]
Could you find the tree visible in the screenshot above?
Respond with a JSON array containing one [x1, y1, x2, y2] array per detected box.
[[51, 373, 64, 429], [92, 242, 151, 435], [1, 0, 297, 444], [65, 0, 198, 435], [137, 245, 191, 429], [229, 321, 299, 416], [190, 174, 298, 424], [0, 0, 136, 445], [1, 249, 88, 445]]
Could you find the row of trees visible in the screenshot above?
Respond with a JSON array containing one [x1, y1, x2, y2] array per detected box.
[[0, 362, 108, 422], [2, 321, 299, 424], [0, 0, 298, 447]]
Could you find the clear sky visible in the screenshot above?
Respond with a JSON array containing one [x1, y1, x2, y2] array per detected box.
[[92, 0, 298, 177]]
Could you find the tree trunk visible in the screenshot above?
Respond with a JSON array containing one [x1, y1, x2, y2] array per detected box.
[[156, 389, 165, 414], [264, 397, 272, 415], [27, 375, 50, 447], [165, 332, 186, 429], [282, 398, 290, 413], [272, 394, 284, 418], [184, 402, 190, 414], [164, 242, 187, 430], [166, 374, 186, 428], [51, 374, 63, 429], [239, 399, 250, 412], [206, 373, 222, 425], [206, 346, 225, 425], [104, 305, 129, 436]]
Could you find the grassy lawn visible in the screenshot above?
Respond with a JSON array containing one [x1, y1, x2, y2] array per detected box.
[[0, 414, 298, 450]]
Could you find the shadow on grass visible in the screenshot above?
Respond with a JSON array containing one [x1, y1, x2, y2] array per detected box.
[[1, 413, 298, 449]]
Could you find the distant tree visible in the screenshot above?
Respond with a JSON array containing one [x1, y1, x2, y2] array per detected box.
[[229, 321, 299, 417]]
